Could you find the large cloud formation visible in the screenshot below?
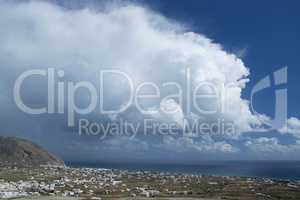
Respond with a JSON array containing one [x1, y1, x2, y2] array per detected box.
[[0, 1, 298, 160]]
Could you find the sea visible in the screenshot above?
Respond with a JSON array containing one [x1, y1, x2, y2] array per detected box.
[[66, 161, 300, 181]]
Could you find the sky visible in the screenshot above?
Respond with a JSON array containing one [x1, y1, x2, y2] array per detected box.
[[0, 0, 300, 163]]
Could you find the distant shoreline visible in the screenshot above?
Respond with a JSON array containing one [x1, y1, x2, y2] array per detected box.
[[66, 160, 300, 181]]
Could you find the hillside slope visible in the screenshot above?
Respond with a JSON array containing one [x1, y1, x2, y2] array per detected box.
[[0, 136, 64, 167]]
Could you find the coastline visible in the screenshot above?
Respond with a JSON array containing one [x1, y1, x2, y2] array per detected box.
[[66, 160, 300, 181]]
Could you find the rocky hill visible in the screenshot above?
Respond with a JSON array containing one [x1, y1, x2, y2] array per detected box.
[[0, 136, 64, 167]]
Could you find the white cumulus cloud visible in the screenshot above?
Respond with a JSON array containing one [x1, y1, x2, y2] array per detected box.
[[1, 1, 291, 156], [245, 137, 300, 155], [278, 117, 300, 138], [159, 136, 238, 153]]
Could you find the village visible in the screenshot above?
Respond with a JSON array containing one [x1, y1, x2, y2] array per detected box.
[[0, 166, 300, 199]]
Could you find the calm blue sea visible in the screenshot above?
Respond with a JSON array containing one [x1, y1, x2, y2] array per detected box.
[[66, 161, 300, 181]]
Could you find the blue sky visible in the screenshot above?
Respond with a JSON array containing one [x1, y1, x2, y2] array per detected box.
[[141, 0, 299, 115], [0, 0, 300, 162]]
